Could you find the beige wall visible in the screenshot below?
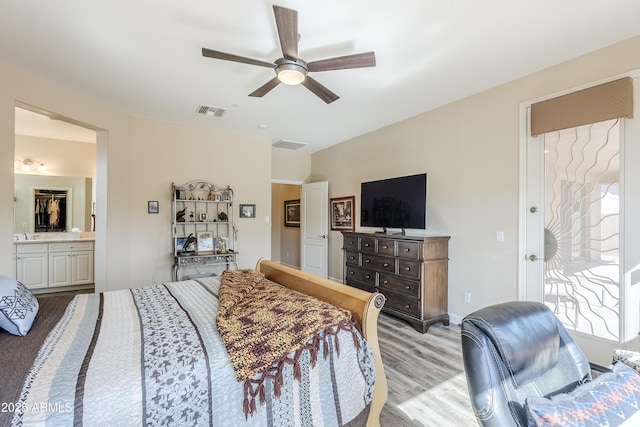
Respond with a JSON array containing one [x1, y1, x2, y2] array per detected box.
[[1, 58, 272, 290], [15, 134, 97, 179], [311, 35, 640, 327], [271, 147, 311, 183]]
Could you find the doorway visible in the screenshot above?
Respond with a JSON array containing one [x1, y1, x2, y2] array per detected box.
[[14, 103, 107, 291], [271, 182, 301, 268], [520, 73, 640, 357]]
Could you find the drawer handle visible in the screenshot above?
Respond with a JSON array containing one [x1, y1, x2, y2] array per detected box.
[[349, 256, 355, 260], [365, 275, 371, 279], [383, 262, 389, 267], [382, 245, 388, 249], [365, 259, 370, 263], [404, 304, 411, 309], [349, 271, 355, 275], [405, 286, 411, 290], [383, 280, 389, 284], [405, 266, 411, 271], [364, 243, 370, 247], [404, 248, 410, 252]]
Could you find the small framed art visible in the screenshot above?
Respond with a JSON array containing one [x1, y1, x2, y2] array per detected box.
[[330, 196, 355, 231], [240, 204, 256, 218], [148, 201, 159, 214], [196, 231, 214, 255], [284, 199, 300, 227]]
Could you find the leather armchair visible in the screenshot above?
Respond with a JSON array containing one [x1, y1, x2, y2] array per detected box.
[[460, 301, 592, 427]]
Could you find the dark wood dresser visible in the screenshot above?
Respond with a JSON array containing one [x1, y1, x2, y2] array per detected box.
[[342, 231, 450, 333]]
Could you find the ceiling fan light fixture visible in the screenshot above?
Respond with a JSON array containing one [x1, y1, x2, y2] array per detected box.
[[275, 58, 308, 85], [278, 68, 306, 85]]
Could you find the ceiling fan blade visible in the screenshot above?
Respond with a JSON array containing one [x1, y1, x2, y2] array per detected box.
[[202, 48, 274, 68], [273, 5, 298, 60], [249, 77, 281, 97], [301, 76, 339, 104], [307, 51, 376, 72]]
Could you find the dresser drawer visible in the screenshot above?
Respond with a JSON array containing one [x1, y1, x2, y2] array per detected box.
[[397, 241, 421, 259], [379, 273, 420, 299], [398, 259, 421, 279], [345, 251, 360, 266], [376, 238, 395, 256], [361, 254, 395, 273], [345, 266, 376, 287], [343, 235, 359, 250], [360, 237, 376, 253], [345, 278, 376, 294], [384, 294, 421, 318]]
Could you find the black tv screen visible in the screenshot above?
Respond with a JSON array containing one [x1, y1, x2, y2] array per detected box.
[[360, 173, 427, 231]]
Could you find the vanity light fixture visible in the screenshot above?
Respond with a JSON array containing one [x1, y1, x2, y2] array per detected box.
[[18, 159, 47, 173]]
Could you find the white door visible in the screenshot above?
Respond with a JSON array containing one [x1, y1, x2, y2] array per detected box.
[[524, 118, 625, 342], [301, 181, 328, 278]]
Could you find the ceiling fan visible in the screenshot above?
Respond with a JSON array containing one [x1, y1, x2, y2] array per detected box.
[[202, 5, 376, 104]]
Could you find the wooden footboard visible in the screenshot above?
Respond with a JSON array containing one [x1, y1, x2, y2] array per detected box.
[[255, 258, 388, 427]]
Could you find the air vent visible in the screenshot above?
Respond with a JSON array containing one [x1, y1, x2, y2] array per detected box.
[[272, 139, 308, 150], [196, 105, 227, 118]]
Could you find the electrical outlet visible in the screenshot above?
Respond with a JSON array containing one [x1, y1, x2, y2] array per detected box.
[[464, 292, 471, 303], [496, 231, 504, 242]]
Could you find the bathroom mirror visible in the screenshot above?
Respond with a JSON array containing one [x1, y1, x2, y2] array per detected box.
[[14, 175, 92, 233]]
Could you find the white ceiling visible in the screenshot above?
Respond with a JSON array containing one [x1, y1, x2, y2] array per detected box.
[[4, 1, 640, 152]]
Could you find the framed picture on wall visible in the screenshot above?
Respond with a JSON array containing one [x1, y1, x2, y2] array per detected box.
[[148, 200, 159, 214], [330, 196, 355, 231], [284, 199, 300, 227], [239, 204, 256, 218]]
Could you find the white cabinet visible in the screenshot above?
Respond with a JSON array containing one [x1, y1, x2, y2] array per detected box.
[[49, 242, 94, 288], [16, 244, 49, 289], [15, 241, 94, 291]]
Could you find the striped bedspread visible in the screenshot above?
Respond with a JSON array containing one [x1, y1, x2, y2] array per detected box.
[[6, 277, 376, 427]]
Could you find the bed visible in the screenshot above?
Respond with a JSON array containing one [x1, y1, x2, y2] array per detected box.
[[0, 259, 387, 427]]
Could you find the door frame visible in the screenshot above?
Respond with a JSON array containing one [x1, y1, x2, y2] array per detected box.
[[518, 70, 640, 346]]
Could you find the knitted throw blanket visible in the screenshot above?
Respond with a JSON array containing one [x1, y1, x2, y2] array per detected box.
[[216, 269, 359, 417]]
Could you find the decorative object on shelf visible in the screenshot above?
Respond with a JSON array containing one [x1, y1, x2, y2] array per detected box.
[[239, 204, 256, 218], [183, 233, 197, 254], [218, 211, 228, 222], [284, 199, 300, 227], [175, 237, 187, 253], [176, 207, 186, 222], [330, 196, 355, 231], [148, 201, 159, 214], [175, 189, 186, 200], [217, 235, 229, 253], [189, 211, 195, 221], [200, 212, 208, 221], [196, 231, 214, 255]]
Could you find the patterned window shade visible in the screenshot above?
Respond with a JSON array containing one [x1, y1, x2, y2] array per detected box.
[[531, 77, 633, 136]]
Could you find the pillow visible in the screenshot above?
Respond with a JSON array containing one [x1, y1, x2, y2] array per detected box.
[[614, 349, 640, 375], [526, 362, 640, 427], [0, 275, 39, 336]]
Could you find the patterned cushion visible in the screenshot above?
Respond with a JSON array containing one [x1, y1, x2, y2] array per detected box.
[[0, 276, 39, 336], [614, 349, 640, 375], [525, 362, 640, 427]]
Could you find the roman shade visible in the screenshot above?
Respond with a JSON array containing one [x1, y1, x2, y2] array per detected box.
[[531, 77, 633, 136]]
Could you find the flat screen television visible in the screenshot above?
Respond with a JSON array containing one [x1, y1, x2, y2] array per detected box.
[[360, 173, 427, 233]]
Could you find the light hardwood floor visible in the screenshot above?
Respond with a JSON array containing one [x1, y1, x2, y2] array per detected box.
[[377, 313, 478, 426]]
